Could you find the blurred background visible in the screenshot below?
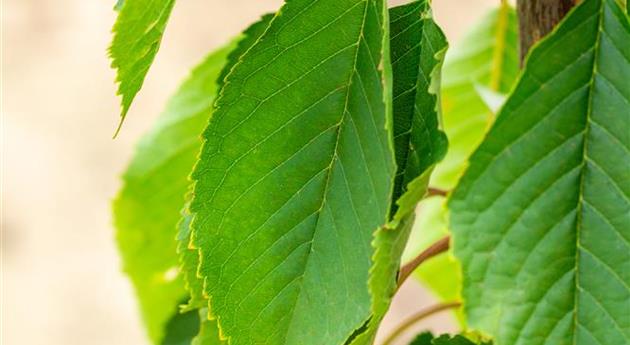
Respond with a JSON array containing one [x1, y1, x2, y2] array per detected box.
[[2, 0, 496, 344]]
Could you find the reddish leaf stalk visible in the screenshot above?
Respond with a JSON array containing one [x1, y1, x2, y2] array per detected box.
[[397, 235, 450, 288]]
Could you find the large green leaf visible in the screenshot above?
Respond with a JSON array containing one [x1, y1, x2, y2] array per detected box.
[[450, 0, 630, 344], [188, 0, 395, 344], [177, 13, 274, 313], [403, 3, 519, 313], [109, 0, 176, 134], [113, 43, 234, 343], [348, 2, 448, 343]]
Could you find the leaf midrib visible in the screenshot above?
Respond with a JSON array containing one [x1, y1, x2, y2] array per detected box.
[[571, 1, 605, 342], [280, 1, 377, 341]]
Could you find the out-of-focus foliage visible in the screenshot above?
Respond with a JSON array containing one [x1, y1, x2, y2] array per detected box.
[[113, 42, 234, 343], [403, 2, 519, 322]]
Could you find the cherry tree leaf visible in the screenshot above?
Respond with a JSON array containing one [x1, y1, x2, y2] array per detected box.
[[177, 13, 274, 313], [347, 2, 448, 343], [189, 1, 396, 344], [109, 0, 176, 134], [450, 0, 630, 343]]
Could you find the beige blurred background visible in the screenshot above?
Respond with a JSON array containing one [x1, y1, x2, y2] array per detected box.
[[2, 0, 496, 344]]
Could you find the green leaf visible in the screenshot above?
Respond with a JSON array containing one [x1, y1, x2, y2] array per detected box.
[[409, 332, 435, 345], [188, 0, 395, 344], [432, 4, 519, 190], [404, 3, 519, 317], [178, 13, 274, 313], [408, 332, 492, 345], [191, 309, 225, 345], [450, 0, 630, 344], [109, 0, 176, 135], [431, 334, 489, 345], [348, 214, 417, 345], [113, 42, 234, 343], [215, 14, 275, 90], [114, 0, 124, 11], [389, 0, 448, 226], [346, 2, 448, 343], [177, 204, 206, 312], [161, 307, 201, 345]]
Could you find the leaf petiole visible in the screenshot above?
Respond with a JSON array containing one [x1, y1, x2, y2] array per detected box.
[[397, 235, 450, 288]]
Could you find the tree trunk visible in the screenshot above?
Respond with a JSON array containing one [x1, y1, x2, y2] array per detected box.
[[517, 0, 577, 63]]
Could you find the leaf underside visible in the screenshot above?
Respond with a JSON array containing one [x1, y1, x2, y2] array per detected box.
[[189, 1, 395, 344], [450, 0, 630, 344], [388, 0, 448, 225], [113, 42, 234, 343], [109, 0, 175, 134]]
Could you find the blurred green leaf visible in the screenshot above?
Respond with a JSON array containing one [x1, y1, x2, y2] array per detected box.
[[403, 3, 519, 323], [409, 332, 434, 345], [433, 4, 519, 189], [432, 334, 490, 345], [113, 41, 234, 343], [191, 309, 225, 345], [407, 332, 492, 345], [161, 306, 201, 345]]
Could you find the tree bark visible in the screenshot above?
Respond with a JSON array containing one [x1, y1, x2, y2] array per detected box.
[[517, 0, 578, 63]]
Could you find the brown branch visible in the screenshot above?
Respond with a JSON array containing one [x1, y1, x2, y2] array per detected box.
[[380, 301, 462, 345], [517, 0, 578, 63], [426, 187, 448, 198], [397, 235, 450, 288]]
